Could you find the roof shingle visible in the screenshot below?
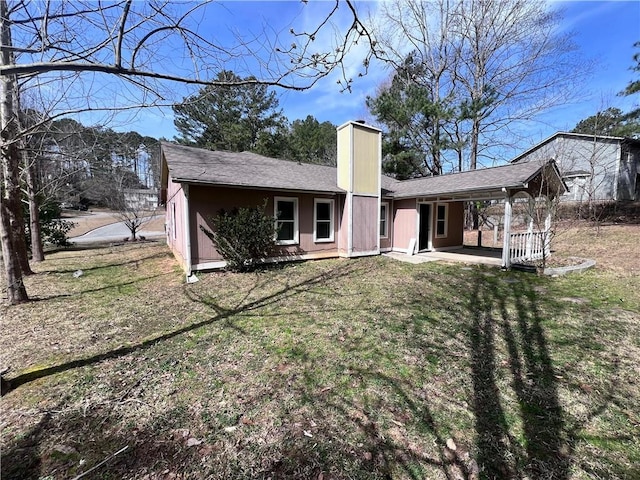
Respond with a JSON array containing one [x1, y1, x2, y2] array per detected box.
[[162, 142, 344, 193], [162, 142, 559, 198], [387, 161, 554, 198]]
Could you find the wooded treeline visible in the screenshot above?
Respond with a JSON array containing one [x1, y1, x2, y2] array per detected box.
[[33, 119, 160, 208], [173, 71, 338, 165]]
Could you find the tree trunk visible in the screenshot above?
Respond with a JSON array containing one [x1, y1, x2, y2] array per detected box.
[[470, 117, 480, 229], [0, 194, 28, 303], [1, 0, 30, 302], [25, 154, 44, 262]]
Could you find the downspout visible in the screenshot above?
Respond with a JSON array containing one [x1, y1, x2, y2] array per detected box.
[[182, 183, 196, 282]]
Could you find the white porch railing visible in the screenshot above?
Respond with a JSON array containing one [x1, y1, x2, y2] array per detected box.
[[509, 231, 549, 264]]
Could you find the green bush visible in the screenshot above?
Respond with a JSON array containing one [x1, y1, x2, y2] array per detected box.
[[25, 200, 75, 248], [200, 201, 277, 272]]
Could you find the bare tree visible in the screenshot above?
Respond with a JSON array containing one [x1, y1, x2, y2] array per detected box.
[[370, 0, 586, 228], [370, 0, 464, 176], [371, 0, 587, 165], [1, 0, 376, 304]]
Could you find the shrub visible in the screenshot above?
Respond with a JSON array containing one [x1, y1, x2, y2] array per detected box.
[[200, 201, 277, 272], [25, 200, 75, 248]]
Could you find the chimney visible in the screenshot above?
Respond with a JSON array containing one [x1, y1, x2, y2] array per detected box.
[[336, 121, 382, 257]]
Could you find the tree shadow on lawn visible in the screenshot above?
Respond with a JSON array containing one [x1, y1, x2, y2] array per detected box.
[[30, 270, 175, 301], [2, 261, 361, 396], [40, 250, 172, 275], [466, 270, 572, 480], [1, 398, 197, 480]]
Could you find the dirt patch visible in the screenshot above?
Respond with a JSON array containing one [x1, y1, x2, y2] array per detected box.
[[552, 224, 640, 276], [465, 223, 640, 277]]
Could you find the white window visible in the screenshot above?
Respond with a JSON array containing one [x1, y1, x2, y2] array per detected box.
[[436, 203, 447, 238], [274, 197, 299, 245], [380, 202, 389, 238], [314, 199, 334, 242]]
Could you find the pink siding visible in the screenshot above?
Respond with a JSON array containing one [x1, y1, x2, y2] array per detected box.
[[432, 201, 464, 249], [166, 173, 188, 271], [338, 195, 349, 255], [189, 185, 341, 265], [392, 199, 417, 252], [351, 195, 379, 253]]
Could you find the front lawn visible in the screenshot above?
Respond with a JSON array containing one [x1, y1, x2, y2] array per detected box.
[[1, 227, 639, 479]]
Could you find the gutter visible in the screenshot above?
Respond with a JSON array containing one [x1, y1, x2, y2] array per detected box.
[[171, 178, 345, 196]]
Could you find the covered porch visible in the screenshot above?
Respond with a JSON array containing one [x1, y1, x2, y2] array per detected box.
[[389, 160, 567, 268]]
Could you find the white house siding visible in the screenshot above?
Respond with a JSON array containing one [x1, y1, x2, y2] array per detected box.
[[514, 134, 639, 202]]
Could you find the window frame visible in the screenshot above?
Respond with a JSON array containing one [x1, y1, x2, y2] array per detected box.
[[380, 202, 389, 238], [313, 198, 335, 243], [435, 203, 448, 238], [274, 196, 299, 245]]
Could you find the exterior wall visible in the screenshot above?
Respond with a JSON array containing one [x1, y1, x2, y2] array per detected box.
[[166, 175, 188, 271], [518, 136, 627, 201], [431, 201, 464, 249], [188, 185, 341, 267], [392, 198, 417, 252], [351, 195, 379, 254], [337, 127, 351, 191]]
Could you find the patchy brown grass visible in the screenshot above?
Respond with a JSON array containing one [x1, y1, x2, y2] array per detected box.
[[1, 227, 639, 480], [465, 222, 640, 275]]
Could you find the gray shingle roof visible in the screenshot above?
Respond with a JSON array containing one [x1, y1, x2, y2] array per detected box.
[[389, 160, 555, 198], [162, 142, 561, 198], [162, 142, 344, 193]]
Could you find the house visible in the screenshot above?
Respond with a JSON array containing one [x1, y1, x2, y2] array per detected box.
[[123, 188, 159, 210], [509, 132, 640, 202], [161, 121, 566, 276]]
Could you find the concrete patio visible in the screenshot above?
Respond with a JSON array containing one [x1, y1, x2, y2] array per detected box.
[[384, 247, 503, 267]]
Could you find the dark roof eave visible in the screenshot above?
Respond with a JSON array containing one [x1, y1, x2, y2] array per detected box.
[[390, 183, 528, 199], [171, 176, 345, 195]]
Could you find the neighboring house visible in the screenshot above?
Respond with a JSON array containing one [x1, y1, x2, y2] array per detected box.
[[161, 121, 566, 276], [123, 188, 159, 210], [510, 132, 640, 202]]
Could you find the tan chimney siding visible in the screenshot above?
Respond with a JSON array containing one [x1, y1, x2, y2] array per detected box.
[[336, 121, 383, 257], [336, 121, 382, 193], [336, 125, 352, 191], [352, 126, 380, 195]]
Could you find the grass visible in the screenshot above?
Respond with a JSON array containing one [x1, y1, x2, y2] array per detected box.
[[1, 225, 639, 480]]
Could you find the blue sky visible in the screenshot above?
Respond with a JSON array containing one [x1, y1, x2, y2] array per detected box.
[[122, 0, 639, 155]]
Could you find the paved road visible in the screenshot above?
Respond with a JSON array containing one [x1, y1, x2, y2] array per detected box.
[[70, 215, 165, 244]]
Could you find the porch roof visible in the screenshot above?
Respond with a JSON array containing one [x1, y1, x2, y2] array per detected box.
[[386, 160, 566, 200]]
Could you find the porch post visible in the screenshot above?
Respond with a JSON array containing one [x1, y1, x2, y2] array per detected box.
[[544, 207, 552, 256], [526, 197, 534, 260], [502, 190, 512, 268]]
